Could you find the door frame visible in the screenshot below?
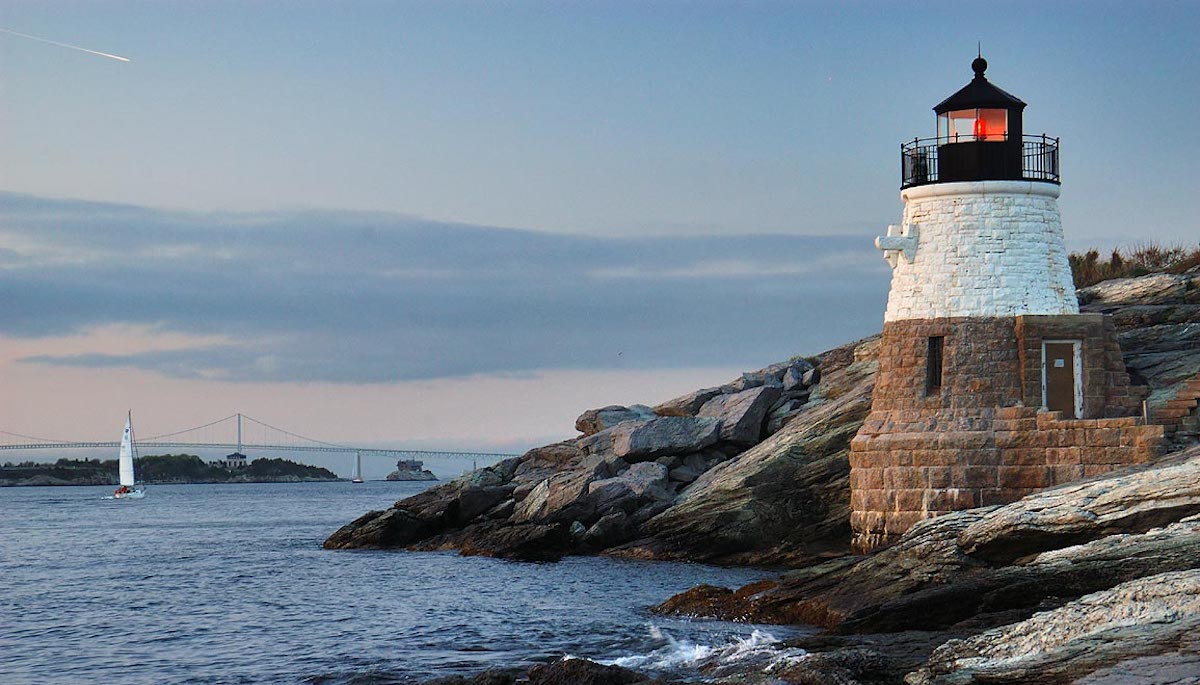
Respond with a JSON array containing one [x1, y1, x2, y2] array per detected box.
[[1041, 339, 1083, 418]]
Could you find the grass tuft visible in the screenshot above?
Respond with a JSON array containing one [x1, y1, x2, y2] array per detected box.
[[1069, 241, 1200, 288]]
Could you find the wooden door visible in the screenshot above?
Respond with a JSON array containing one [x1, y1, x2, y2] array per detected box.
[[1045, 342, 1078, 417]]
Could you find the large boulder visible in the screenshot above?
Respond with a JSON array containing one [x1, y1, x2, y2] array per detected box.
[[653, 387, 723, 417], [698, 385, 782, 445], [575, 404, 657, 436], [586, 462, 671, 514], [1077, 272, 1199, 306], [608, 416, 721, 460]]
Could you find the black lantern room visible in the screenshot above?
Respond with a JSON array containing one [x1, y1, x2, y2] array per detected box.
[[901, 56, 1059, 188]]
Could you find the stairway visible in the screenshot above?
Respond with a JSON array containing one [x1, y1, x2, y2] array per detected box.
[[1157, 373, 1200, 445]]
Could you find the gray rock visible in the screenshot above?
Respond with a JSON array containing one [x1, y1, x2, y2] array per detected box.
[[511, 479, 551, 522], [765, 400, 805, 436], [457, 486, 516, 522], [668, 464, 702, 484], [906, 570, 1200, 685], [582, 511, 630, 547], [1077, 273, 1197, 306], [609, 416, 721, 460], [575, 404, 658, 436], [653, 387, 723, 417], [682, 450, 727, 472], [587, 462, 671, 513], [956, 450, 1200, 563], [568, 520, 587, 538], [698, 385, 782, 445], [486, 498, 515, 520], [459, 467, 504, 489], [783, 365, 807, 390], [526, 658, 656, 685], [654, 455, 681, 469], [511, 454, 617, 524], [803, 366, 821, 386], [617, 461, 670, 497], [587, 478, 637, 513], [512, 442, 585, 482]]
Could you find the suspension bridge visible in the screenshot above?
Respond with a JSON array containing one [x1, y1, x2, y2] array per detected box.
[[0, 413, 519, 473]]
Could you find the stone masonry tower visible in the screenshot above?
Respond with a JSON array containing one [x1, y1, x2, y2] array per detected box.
[[848, 56, 1163, 551]]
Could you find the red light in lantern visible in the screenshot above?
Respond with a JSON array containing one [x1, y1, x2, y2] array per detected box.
[[974, 117, 987, 140]]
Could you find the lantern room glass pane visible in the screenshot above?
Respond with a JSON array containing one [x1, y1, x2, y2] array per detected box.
[[938, 108, 1008, 143], [976, 109, 1008, 141]]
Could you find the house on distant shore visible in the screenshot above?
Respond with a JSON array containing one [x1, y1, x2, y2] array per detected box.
[[211, 452, 249, 470]]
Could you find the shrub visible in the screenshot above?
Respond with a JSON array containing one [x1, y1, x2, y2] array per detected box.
[[1069, 241, 1200, 288]]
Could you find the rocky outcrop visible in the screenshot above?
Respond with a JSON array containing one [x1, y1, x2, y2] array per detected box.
[[423, 659, 669, 685], [653, 445, 1200, 683], [907, 570, 1200, 684], [326, 272, 1198, 565], [1078, 271, 1200, 424], [657, 446, 1200, 626], [324, 354, 829, 561], [615, 340, 877, 565]]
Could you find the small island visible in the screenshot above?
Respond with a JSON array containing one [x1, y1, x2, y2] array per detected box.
[[385, 458, 438, 481], [0, 454, 340, 486]]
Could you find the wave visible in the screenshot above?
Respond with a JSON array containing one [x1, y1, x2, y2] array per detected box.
[[596, 624, 808, 676]]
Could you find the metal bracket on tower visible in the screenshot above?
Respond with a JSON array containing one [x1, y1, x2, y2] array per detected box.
[[875, 223, 919, 269]]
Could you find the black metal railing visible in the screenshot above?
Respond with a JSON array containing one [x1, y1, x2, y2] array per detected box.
[[900, 134, 1059, 188], [1021, 135, 1060, 182]]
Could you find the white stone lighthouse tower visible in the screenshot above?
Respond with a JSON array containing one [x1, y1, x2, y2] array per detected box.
[[848, 57, 1161, 551], [877, 56, 1076, 323]]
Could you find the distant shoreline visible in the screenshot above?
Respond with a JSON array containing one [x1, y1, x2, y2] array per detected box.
[[0, 477, 345, 487], [1, 454, 343, 488]]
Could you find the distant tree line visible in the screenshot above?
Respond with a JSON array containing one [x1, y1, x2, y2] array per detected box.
[[1, 454, 338, 484]]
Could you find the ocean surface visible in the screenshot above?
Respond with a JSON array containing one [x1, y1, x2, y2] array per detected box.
[[0, 481, 807, 684]]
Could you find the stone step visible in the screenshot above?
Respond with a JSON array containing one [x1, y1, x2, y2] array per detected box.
[[1164, 399, 1199, 410]]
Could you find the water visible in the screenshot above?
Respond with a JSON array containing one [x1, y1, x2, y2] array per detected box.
[[0, 482, 801, 684]]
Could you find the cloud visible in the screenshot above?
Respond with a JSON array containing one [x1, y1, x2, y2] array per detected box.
[[0, 192, 889, 382]]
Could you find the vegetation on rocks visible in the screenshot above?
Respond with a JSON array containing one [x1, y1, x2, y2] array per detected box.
[[1069, 242, 1200, 288]]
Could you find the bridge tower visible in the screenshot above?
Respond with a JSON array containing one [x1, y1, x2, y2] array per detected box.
[[848, 56, 1163, 551]]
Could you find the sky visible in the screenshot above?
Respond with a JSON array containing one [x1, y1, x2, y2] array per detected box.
[[1, 1, 1197, 477]]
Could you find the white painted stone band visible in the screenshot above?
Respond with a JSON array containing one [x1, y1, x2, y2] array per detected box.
[[902, 180, 1061, 202], [882, 180, 1078, 322]]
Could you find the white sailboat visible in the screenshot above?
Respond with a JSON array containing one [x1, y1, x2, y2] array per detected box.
[[351, 452, 364, 484], [108, 412, 145, 499]]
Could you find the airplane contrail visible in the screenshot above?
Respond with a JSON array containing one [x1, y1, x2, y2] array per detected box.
[[0, 27, 130, 62]]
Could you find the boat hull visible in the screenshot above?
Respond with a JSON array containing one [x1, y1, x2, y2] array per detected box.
[[106, 488, 146, 500]]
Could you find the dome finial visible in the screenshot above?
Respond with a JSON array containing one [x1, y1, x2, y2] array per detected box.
[[971, 48, 987, 79]]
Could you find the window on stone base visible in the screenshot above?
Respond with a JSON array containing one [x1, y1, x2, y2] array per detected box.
[[926, 336, 945, 396]]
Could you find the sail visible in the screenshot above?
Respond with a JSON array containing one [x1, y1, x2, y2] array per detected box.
[[118, 414, 136, 486]]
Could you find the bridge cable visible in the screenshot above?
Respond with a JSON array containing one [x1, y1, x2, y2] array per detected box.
[[140, 414, 239, 442]]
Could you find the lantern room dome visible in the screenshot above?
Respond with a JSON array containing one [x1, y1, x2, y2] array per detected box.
[[934, 58, 1026, 113], [935, 66, 1026, 113]]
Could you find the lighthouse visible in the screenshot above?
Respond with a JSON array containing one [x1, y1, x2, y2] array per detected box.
[[848, 57, 1162, 551]]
